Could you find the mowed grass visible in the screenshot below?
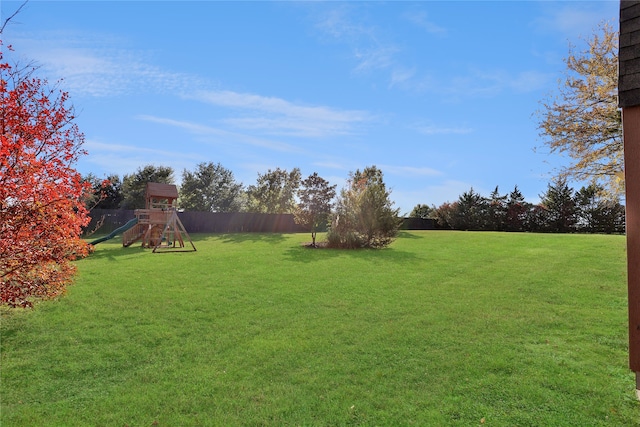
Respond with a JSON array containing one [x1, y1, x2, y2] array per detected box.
[[1, 231, 638, 426]]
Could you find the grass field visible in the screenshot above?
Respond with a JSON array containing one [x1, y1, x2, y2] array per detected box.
[[1, 231, 638, 426]]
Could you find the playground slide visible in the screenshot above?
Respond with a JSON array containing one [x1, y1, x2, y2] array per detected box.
[[89, 218, 139, 245]]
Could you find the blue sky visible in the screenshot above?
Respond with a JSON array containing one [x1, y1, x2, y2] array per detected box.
[[2, 1, 619, 214]]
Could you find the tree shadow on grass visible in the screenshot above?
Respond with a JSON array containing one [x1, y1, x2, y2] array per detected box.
[[283, 242, 424, 265], [216, 232, 287, 244], [82, 245, 147, 262], [397, 231, 426, 239], [85, 233, 207, 261]]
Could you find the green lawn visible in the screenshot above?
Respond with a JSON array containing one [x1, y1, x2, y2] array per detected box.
[[1, 231, 638, 426]]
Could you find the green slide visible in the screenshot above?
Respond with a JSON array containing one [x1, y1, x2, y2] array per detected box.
[[89, 218, 139, 245]]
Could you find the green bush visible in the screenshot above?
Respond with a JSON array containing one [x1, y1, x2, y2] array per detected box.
[[327, 166, 400, 249]]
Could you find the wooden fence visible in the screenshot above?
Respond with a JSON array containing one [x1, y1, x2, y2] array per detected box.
[[84, 209, 434, 236]]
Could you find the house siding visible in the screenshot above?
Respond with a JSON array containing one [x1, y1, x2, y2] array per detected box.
[[619, 1, 640, 107]]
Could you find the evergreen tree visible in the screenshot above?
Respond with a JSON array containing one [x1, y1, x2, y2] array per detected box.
[[574, 184, 625, 233], [454, 188, 487, 231], [505, 186, 528, 232], [410, 204, 434, 219], [487, 186, 507, 231], [540, 178, 576, 233]]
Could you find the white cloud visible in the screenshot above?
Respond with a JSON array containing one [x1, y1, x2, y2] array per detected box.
[[8, 31, 205, 98], [445, 68, 554, 98], [314, 5, 402, 75], [85, 140, 201, 161], [188, 90, 371, 138], [403, 10, 447, 35], [315, 5, 373, 42], [136, 115, 304, 153], [10, 28, 372, 141], [389, 67, 417, 87], [353, 45, 400, 73], [82, 139, 202, 177], [532, 5, 617, 38]]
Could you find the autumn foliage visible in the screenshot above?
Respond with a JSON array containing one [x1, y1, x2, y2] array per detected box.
[[537, 22, 622, 197], [0, 42, 90, 307]]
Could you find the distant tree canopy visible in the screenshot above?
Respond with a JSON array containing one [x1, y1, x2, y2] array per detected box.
[[416, 181, 624, 234], [83, 173, 123, 210], [573, 183, 625, 233], [82, 160, 625, 237], [246, 167, 301, 214], [409, 204, 433, 219], [121, 165, 174, 209], [180, 162, 244, 212], [537, 22, 622, 197], [540, 178, 577, 233]]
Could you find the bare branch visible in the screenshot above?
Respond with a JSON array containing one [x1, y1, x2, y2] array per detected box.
[[0, 0, 29, 35]]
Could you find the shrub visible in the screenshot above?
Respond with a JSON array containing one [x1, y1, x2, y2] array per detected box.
[[326, 166, 401, 249]]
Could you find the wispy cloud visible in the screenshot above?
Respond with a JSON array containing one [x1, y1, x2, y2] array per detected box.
[[532, 4, 617, 38], [445, 68, 554, 98], [389, 67, 417, 87], [403, 10, 447, 35], [137, 115, 304, 153], [8, 31, 203, 97], [188, 90, 371, 138], [86, 140, 201, 160], [83, 139, 203, 177], [314, 5, 401, 74], [9, 28, 371, 139], [353, 45, 400, 73]]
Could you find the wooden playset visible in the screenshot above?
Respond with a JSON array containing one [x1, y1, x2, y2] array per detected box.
[[122, 182, 196, 252]]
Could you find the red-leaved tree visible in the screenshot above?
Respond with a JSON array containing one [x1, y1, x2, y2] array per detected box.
[[0, 41, 90, 307]]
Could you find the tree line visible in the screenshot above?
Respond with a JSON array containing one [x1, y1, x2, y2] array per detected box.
[[84, 163, 308, 213], [84, 163, 400, 249], [410, 181, 625, 234]]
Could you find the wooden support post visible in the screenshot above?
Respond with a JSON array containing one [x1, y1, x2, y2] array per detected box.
[[623, 106, 640, 398], [619, 0, 640, 399]]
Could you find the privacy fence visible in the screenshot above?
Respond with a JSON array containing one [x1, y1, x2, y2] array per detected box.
[[85, 209, 434, 236]]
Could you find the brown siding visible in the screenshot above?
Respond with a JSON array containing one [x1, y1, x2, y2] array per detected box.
[[620, 1, 640, 107], [621, 0, 640, 387], [624, 106, 640, 373]]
